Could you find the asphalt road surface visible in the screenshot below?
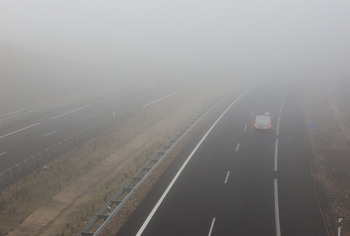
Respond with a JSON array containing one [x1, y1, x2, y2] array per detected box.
[[116, 81, 328, 236], [0, 82, 192, 173]]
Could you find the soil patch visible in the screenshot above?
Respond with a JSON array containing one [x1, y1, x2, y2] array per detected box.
[[304, 78, 350, 235]]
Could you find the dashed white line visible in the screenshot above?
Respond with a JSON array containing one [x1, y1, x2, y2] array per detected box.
[[276, 116, 281, 136], [50, 105, 90, 120], [274, 179, 281, 236], [83, 115, 93, 121], [43, 130, 57, 137], [135, 85, 254, 236], [97, 95, 121, 104], [244, 124, 248, 131], [208, 217, 216, 236], [0, 122, 41, 140], [236, 143, 240, 152], [224, 171, 230, 184], [0, 152, 7, 157], [274, 139, 279, 172], [142, 87, 192, 108]]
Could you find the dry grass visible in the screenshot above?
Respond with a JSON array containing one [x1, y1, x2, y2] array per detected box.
[[304, 79, 350, 235], [0, 82, 235, 236]]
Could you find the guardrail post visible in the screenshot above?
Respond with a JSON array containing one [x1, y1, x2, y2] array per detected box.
[[338, 218, 343, 236]]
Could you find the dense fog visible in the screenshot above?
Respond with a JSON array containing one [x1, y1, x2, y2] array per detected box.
[[1, 0, 350, 112]]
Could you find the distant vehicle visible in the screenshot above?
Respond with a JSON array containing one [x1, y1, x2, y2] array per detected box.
[[254, 112, 272, 131]]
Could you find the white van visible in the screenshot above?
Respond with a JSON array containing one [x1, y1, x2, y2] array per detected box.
[[254, 113, 272, 131]]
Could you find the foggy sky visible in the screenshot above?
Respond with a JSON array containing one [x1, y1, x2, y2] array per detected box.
[[1, 0, 350, 81]]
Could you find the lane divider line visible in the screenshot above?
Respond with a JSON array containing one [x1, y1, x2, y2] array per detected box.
[[274, 179, 281, 236], [50, 105, 90, 120], [224, 171, 230, 184], [0, 152, 7, 157], [83, 115, 93, 121], [244, 124, 248, 131], [135, 85, 255, 236], [208, 217, 216, 236], [274, 139, 279, 172], [276, 116, 281, 136], [236, 143, 240, 152], [142, 87, 192, 108], [97, 95, 121, 104], [0, 122, 41, 140], [279, 102, 284, 115], [43, 130, 57, 137]]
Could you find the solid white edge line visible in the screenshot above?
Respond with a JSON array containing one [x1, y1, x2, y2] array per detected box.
[[276, 116, 281, 136], [50, 105, 90, 120], [135, 85, 254, 236], [244, 124, 248, 131], [224, 171, 230, 184], [0, 122, 41, 140], [43, 130, 57, 137], [274, 139, 279, 172], [0, 152, 7, 157], [279, 103, 284, 115], [236, 143, 240, 152], [208, 217, 216, 236], [274, 179, 281, 236]]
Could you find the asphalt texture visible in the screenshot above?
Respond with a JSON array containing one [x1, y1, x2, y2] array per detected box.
[[0, 83, 188, 173], [116, 81, 328, 236]]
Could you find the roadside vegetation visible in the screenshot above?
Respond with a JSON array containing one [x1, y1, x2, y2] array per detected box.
[[0, 83, 234, 236], [304, 78, 350, 235]]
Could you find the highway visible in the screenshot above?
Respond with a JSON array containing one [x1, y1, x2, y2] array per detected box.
[[116, 81, 329, 236], [0, 82, 193, 173]]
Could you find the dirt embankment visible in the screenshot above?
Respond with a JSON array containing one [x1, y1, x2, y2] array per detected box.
[[304, 78, 350, 235], [1, 82, 237, 236]]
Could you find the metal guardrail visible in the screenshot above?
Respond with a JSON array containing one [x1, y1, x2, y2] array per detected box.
[[79, 98, 221, 236], [0, 117, 115, 193]]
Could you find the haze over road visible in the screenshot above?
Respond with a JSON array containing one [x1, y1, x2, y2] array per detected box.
[[0, 82, 193, 173], [117, 80, 328, 236]]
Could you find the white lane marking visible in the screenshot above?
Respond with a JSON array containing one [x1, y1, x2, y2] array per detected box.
[[274, 179, 281, 236], [236, 143, 240, 152], [0, 152, 7, 157], [224, 171, 230, 184], [208, 217, 216, 236], [136, 85, 254, 236], [276, 116, 281, 136], [0, 122, 41, 140], [142, 87, 192, 108], [274, 139, 279, 172], [83, 115, 93, 121], [97, 95, 121, 104], [279, 102, 284, 115], [50, 105, 90, 120], [43, 130, 57, 137], [244, 124, 248, 131]]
